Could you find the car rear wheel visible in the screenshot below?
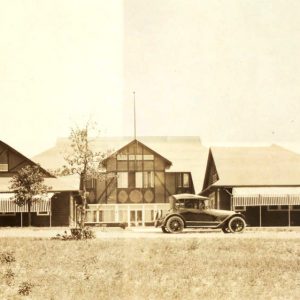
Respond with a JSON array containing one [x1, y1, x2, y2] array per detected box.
[[166, 216, 184, 233], [228, 216, 246, 233]]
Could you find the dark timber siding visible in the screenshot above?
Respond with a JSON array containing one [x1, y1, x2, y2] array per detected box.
[[51, 193, 70, 226]]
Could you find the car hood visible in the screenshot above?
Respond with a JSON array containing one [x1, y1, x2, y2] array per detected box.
[[205, 209, 236, 218]]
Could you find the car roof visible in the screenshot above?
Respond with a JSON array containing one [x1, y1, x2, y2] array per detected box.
[[171, 193, 209, 200]]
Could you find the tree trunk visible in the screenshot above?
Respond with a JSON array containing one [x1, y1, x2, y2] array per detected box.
[[80, 180, 87, 230], [28, 202, 31, 227]]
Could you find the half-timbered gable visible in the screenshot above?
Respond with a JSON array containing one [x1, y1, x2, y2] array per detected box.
[[93, 139, 192, 206], [0, 140, 79, 227], [0, 141, 52, 177]]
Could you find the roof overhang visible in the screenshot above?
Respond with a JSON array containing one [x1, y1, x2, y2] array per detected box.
[[0, 192, 55, 212], [232, 187, 300, 206]]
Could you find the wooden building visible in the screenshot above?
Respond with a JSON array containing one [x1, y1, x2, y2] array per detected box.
[[201, 145, 300, 227], [0, 140, 79, 227], [33, 137, 208, 227]]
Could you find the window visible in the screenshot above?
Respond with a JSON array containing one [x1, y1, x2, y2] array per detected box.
[[235, 206, 246, 212], [86, 178, 96, 189], [0, 212, 16, 216], [0, 164, 8, 172], [177, 173, 190, 188], [267, 205, 289, 211], [117, 172, 128, 188], [0, 150, 8, 172], [135, 172, 143, 188], [292, 205, 300, 211], [135, 171, 154, 188], [129, 154, 143, 160], [144, 171, 154, 188], [176, 199, 201, 209], [117, 154, 127, 160], [183, 173, 189, 187], [37, 211, 50, 216], [144, 155, 154, 160]]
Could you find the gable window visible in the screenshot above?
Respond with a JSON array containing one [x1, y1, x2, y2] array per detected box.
[[0, 151, 8, 172], [117, 172, 128, 188], [117, 154, 127, 160], [143, 155, 154, 161], [129, 154, 143, 160]]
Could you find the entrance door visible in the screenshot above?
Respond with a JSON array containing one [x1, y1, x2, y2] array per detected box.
[[130, 210, 143, 226]]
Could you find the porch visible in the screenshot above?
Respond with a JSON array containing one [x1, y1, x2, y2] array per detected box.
[[85, 203, 169, 227]]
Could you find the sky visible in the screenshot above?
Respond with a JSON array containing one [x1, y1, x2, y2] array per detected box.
[[1, 0, 300, 157]]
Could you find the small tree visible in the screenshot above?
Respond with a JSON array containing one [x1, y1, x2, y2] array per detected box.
[[62, 122, 108, 229], [9, 165, 51, 226]]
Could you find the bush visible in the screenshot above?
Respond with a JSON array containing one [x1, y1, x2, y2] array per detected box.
[[52, 227, 96, 241], [18, 281, 33, 296], [3, 268, 15, 286], [0, 251, 16, 264]]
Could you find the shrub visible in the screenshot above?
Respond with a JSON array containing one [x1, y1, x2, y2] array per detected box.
[[3, 268, 15, 286], [0, 251, 16, 264], [52, 227, 96, 241], [18, 281, 33, 296]]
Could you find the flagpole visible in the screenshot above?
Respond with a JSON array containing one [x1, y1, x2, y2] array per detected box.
[[133, 91, 136, 140]]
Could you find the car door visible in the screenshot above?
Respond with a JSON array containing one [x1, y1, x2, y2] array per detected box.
[[180, 199, 219, 227]]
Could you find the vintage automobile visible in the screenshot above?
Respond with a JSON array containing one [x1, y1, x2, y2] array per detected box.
[[154, 193, 246, 233]]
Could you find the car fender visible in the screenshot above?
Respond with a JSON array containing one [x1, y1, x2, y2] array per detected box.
[[216, 213, 246, 228], [163, 213, 186, 227]]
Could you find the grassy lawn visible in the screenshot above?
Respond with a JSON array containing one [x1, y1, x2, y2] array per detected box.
[[0, 236, 299, 299]]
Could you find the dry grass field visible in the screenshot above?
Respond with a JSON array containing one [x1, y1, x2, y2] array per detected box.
[[0, 234, 300, 300]]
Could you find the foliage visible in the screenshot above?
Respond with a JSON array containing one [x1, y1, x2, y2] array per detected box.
[[0, 251, 16, 264], [52, 227, 96, 241], [18, 281, 34, 296], [9, 165, 51, 226], [3, 268, 15, 286], [60, 121, 110, 230], [62, 122, 107, 180]]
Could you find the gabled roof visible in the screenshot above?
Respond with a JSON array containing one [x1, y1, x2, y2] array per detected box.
[[204, 145, 300, 189], [0, 174, 79, 192], [32, 136, 208, 193], [0, 140, 54, 178], [102, 139, 172, 167]]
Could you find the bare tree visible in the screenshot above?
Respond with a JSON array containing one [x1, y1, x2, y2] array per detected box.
[[10, 165, 51, 226]]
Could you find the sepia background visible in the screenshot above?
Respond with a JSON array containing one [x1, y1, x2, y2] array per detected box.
[[1, 0, 300, 156]]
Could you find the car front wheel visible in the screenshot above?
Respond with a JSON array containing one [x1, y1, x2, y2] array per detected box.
[[221, 226, 231, 234], [166, 216, 184, 233], [161, 226, 169, 233], [228, 216, 246, 233]]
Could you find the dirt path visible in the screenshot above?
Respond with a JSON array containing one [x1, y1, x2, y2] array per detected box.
[[0, 227, 300, 239]]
